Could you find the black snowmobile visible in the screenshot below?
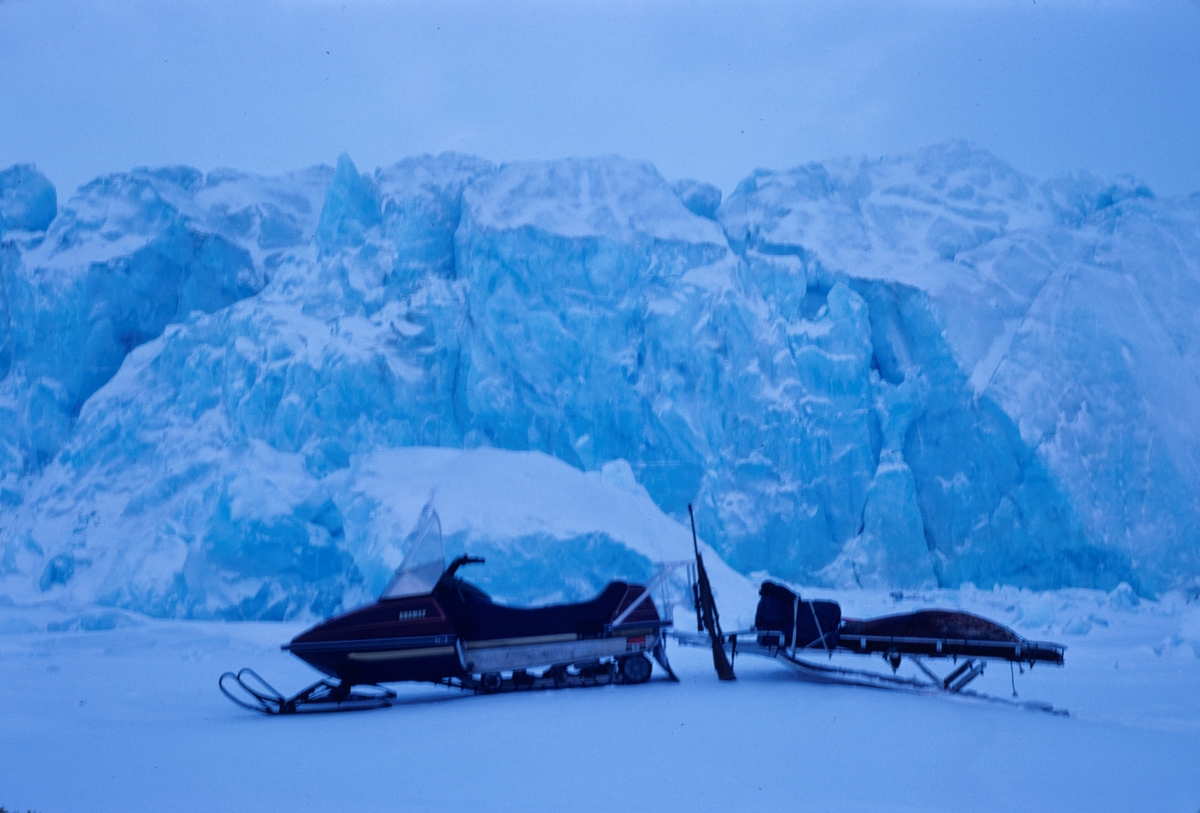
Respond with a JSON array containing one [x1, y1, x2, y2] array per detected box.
[[221, 505, 676, 714]]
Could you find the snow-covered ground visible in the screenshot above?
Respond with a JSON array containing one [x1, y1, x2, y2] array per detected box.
[[2, 585, 1198, 813]]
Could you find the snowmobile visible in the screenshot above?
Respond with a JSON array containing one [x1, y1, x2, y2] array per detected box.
[[220, 505, 676, 714], [674, 505, 1068, 713]]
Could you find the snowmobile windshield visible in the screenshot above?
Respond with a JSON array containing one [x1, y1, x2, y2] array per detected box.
[[381, 503, 445, 599]]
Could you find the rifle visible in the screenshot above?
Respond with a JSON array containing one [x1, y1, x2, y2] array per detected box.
[[689, 504, 735, 681]]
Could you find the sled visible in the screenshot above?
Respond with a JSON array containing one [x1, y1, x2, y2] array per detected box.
[[671, 505, 1067, 713]]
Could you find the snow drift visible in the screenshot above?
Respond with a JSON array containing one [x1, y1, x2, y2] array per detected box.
[[1, 143, 1197, 620]]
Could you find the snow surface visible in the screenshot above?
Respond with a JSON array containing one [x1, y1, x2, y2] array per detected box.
[[1, 585, 1199, 813], [2, 144, 1199, 626]]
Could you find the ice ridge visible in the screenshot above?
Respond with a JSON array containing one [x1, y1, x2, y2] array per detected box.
[[0, 143, 1195, 620]]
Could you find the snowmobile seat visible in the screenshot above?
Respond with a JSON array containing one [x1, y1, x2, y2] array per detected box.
[[754, 581, 841, 650], [435, 579, 639, 642]]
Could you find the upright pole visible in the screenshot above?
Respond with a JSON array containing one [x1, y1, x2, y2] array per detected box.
[[688, 504, 735, 681]]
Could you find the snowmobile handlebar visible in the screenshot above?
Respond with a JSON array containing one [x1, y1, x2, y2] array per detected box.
[[442, 555, 486, 581]]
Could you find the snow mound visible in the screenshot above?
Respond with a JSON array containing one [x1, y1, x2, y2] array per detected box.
[[1, 439, 755, 623]]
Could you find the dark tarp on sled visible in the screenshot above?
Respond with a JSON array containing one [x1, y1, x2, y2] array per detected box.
[[754, 581, 841, 650], [839, 610, 1021, 642]]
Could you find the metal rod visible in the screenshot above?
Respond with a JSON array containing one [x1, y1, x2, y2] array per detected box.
[[808, 599, 831, 656], [791, 596, 799, 659], [611, 561, 685, 627], [909, 655, 943, 687]]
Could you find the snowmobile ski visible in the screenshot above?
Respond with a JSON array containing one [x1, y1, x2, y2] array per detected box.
[[219, 668, 396, 714]]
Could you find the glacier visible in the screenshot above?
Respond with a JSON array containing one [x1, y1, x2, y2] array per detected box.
[[1, 142, 1198, 621]]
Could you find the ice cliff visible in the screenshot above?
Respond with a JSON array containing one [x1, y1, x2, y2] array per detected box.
[[1, 143, 1196, 620]]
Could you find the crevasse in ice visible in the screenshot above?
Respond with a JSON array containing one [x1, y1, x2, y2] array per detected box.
[[1, 143, 1195, 620]]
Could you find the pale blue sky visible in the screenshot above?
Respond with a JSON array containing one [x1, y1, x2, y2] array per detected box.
[[2, 0, 1198, 197]]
